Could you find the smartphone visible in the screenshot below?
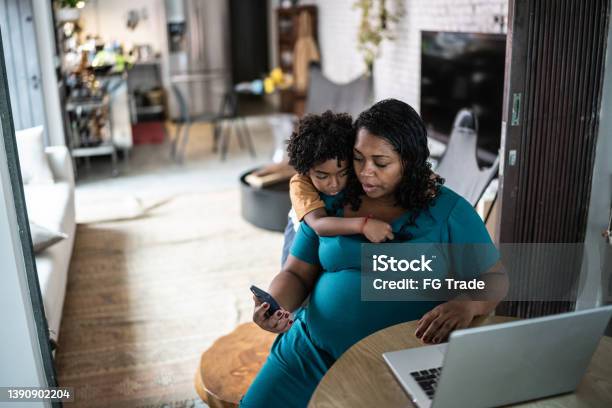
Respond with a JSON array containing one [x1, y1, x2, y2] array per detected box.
[[250, 285, 281, 318]]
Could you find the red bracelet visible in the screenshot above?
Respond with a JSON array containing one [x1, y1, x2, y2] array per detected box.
[[361, 215, 372, 234]]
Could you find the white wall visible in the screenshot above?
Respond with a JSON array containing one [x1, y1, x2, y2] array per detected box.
[[306, 0, 508, 110], [79, 0, 166, 53], [0, 124, 49, 407]]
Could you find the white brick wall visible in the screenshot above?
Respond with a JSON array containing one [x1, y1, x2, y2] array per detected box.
[[309, 0, 508, 112]]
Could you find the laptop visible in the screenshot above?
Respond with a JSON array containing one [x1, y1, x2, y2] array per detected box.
[[383, 306, 612, 408]]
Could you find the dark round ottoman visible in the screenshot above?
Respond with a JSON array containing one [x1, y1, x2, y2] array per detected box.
[[240, 168, 291, 232]]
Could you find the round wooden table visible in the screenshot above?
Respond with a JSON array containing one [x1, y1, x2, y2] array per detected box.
[[308, 315, 612, 407]]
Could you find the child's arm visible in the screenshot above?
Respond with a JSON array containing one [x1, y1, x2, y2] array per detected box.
[[304, 209, 394, 242], [290, 174, 394, 242]]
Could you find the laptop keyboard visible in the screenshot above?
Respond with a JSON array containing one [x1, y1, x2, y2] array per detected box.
[[410, 367, 442, 399]]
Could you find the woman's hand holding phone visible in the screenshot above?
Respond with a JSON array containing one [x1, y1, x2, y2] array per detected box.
[[252, 295, 294, 333]]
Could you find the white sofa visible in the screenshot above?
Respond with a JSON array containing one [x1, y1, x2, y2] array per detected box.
[[23, 145, 76, 343]]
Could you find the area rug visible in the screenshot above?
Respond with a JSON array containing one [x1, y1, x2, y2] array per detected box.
[[132, 122, 166, 145], [54, 189, 284, 407]]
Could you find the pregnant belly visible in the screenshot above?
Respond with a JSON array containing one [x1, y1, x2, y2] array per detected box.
[[305, 269, 441, 359]]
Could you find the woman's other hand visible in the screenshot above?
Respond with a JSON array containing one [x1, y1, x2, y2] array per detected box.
[[414, 300, 475, 344], [363, 218, 394, 243], [252, 295, 293, 333]]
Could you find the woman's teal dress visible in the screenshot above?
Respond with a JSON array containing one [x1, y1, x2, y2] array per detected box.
[[240, 186, 497, 407]]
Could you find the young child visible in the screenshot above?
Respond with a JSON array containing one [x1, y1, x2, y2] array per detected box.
[[286, 111, 393, 242]]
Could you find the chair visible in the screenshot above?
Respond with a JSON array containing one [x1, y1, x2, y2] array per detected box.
[[171, 85, 255, 162], [266, 64, 372, 166], [170, 84, 216, 162], [216, 90, 256, 160], [304, 63, 373, 117], [434, 109, 500, 208]]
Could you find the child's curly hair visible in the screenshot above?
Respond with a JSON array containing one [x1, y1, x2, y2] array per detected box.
[[287, 110, 354, 174]]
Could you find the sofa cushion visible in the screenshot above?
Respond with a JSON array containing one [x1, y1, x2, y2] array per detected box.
[[23, 181, 72, 233], [16, 126, 54, 185], [30, 222, 67, 253]]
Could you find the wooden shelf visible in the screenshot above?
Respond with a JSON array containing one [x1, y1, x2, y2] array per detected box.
[[136, 105, 165, 115], [275, 5, 318, 115], [71, 143, 115, 157]]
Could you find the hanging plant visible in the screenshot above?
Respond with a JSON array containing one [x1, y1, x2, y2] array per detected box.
[[59, 0, 86, 8], [353, 0, 404, 74]]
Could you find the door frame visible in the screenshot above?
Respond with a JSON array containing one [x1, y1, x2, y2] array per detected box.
[[0, 30, 59, 404]]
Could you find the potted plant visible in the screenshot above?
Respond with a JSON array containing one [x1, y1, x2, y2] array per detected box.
[[354, 0, 404, 74]]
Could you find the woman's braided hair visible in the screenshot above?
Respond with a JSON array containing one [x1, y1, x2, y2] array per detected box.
[[344, 99, 444, 215], [287, 110, 354, 174]]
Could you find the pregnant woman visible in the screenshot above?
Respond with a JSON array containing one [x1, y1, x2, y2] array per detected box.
[[241, 99, 506, 407]]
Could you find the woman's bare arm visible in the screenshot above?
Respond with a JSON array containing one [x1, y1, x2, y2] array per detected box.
[[267, 255, 321, 312]]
